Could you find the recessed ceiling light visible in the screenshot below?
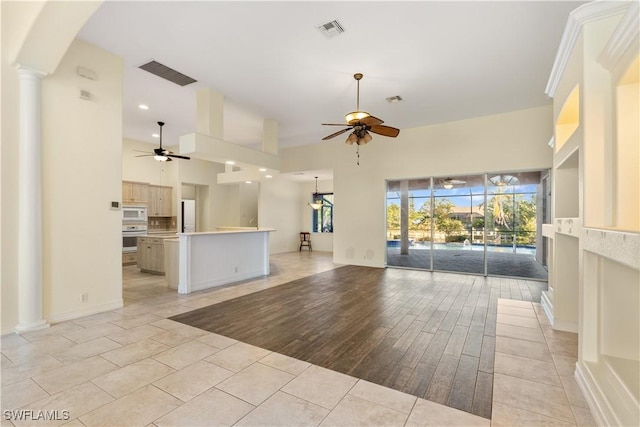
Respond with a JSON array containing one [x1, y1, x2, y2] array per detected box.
[[226, 161, 235, 165], [259, 168, 267, 172], [245, 181, 252, 184], [265, 175, 273, 178], [152, 133, 160, 138], [138, 104, 149, 110]]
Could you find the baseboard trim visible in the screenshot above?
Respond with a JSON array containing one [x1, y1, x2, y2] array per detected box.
[[46, 299, 124, 325]]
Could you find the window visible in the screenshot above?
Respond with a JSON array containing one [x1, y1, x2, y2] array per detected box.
[[312, 193, 334, 233]]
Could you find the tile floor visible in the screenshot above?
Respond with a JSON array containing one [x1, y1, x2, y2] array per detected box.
[[1, 252, 595, 426]]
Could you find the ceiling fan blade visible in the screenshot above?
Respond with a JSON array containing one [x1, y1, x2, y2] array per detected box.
[[133, 149, 153, 153], [166, 154, 191, 160], [369, 124, 400, 138], [321, 123, 349, 126], [135, 154, 154, 157], [360, 116, 384, 126], [322, 128, 351, 140]]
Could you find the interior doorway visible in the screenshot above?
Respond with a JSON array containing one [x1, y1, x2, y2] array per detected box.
[[181, 199, 196, 232]]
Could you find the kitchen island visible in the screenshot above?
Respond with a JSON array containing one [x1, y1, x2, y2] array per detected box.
[[165, 228, 275, 294]]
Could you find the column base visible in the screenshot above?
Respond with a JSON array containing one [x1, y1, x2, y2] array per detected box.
[[15, 319, 50, 334]]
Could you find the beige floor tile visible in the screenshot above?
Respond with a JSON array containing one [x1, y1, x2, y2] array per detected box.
[[497, 313, 541, 329], [259, 352, 311, 376], [495, 336, 552, 361], [572, 406, 597, 427], [494, 352, 563, 387], [496, 322, 546, 343], [497, 305, 537, 318], [62, 324, 125, 344], [1, 379, 49, 410], [493, 373, 575, 423], [51, 337, 122, 364], [149, 325, 208, 347], [79, 385, 181, 427], [149, 319, 185, 331], [72, 312, 124, 328], [2, 336, 76, 364], [153, 360, 234, 402], [1, 355, 64, 386], [348, 380, 417, 415], [197, 332, 238, 350], [20, 323, 85, 343], [152, 340, 219, 370], [491, 402, 576, 426], [560, 376, 589, 409], [540, 325, 579, 343], [1, 354, 11, 367], [32, 356, 118, 395], [60, 419, 86, 426], [205, 342, 271, 372], [1, 334, 30, 349], [498, 299, 533, 309], [216, 362, 294, 406], [100, 338, 170, 367], [106, 324, 166, 345], [92, 358, 175, 398], [552, 354, 578, 378], [13, 382, 114, 426], [546, 337, 578, 358], [155, 387, 254, 427], [282, 365, 358, 410], [150, 304, 194, 318], [109, 313, 163, 329], [320, 394, 408, 427], [235, 391, 328, 427], [405, 397, 489, 426]]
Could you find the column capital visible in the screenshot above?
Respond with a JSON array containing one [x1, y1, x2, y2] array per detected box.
[[16, 64, 48, 78]]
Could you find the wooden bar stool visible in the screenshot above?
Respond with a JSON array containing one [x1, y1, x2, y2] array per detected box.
[[299, 232, 312, 251]]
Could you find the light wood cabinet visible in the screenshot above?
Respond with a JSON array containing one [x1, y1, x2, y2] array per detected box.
[[122, 252, 137, 266], [148, 185, 173, 216], [122, 181, 148, 205], [137, 237, 165, 274]]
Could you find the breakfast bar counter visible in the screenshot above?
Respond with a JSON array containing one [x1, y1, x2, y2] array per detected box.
[[166, 228, 275, 294]]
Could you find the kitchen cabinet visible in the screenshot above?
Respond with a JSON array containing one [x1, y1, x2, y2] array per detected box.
[[137, 237, 165, 274], [122, 181, 148, 205], [122, 252, 137, 266], [148, 185, 173, 216]]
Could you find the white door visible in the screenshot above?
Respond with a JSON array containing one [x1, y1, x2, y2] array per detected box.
[[182, 200, 196, 232]]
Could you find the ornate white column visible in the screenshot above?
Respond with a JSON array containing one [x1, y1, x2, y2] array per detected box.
[[15, 67, 49, 333]]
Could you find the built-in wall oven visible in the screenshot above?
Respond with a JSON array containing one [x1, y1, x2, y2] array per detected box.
[[122, 223, 147, 253]]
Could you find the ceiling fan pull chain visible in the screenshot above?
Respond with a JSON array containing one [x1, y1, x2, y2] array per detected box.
[[356, 145, 360, 166]]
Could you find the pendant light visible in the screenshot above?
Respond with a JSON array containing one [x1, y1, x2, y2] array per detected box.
[[309, 177, 323, 210]]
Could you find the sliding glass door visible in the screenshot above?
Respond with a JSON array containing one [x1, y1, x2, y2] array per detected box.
[[386, 171, 547, 280]]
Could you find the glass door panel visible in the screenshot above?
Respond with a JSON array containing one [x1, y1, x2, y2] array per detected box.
[[432, 175, 485, 275]]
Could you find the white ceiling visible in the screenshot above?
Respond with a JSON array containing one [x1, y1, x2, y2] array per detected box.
[[78, 1, 583, 153]]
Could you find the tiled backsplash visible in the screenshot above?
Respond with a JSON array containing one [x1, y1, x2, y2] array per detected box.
[[148, 216, 176, 231]]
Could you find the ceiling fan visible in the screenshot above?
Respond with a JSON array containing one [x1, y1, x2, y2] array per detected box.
[[321, 73, 400, 147], [135, 121, 191, 162], [442, 178, 466, 189]]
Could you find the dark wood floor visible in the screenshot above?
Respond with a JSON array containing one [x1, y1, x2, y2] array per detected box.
[[171, 265, 546, 419]]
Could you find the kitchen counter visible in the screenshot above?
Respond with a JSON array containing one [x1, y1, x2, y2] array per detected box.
[[168, 228, 275, 294]]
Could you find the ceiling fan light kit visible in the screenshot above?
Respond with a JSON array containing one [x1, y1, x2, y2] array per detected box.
[[322, 73, 400, 164], [134, 121, 191, 162]]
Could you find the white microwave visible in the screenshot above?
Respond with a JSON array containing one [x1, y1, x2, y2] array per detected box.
[[122, 206, 147, 223]]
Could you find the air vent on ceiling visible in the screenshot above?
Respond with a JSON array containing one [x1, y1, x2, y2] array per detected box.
[[386, 95, 403, 103], [138, 60, 197, 86], [317, 20, 345, 38]]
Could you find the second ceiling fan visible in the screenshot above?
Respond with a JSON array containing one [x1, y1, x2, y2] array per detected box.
[[322, 73, 400, 146]]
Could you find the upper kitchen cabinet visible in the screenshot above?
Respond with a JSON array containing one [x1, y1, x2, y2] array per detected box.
[[122, 181, 148, 205], [148, 185, 173, 217]]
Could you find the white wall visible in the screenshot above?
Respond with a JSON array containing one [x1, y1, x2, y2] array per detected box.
[[1, 37, 124, 332], [281, 106, 553, 267], [259, 176, 303, 253]]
